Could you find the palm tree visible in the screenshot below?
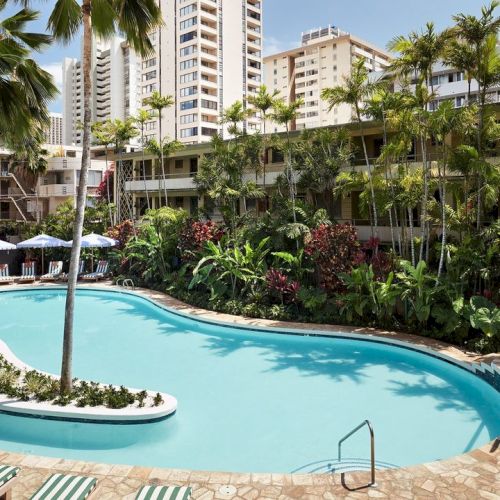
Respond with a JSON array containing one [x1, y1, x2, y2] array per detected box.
[[135, 109, 155, 210], [145, 137, 184, 206], [269, 99, 303, 225], [388, 25, 449, 261], [91, 120, 114, 226], [142, 91, 174, 204], [443, 40, 476, 104], [109, 118, 139, 218], [452, 1, 500, 229], [48, 0, 162, 393], [248, 85, 281, 195], [322, 58, 380, 235], [220, 101, 249, 139], [0, 4, 57, 147]]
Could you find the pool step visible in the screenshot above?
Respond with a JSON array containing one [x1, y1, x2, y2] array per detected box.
[[292, 457, 398, 474]]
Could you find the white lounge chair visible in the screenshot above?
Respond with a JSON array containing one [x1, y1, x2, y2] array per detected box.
[[0, 264, 14, 285], [40, 261, 63, 281], [16, 262, 36, 283], [0, 464, 19, 499], [81, 260, 109, 281], [30, 473, 97, 500]]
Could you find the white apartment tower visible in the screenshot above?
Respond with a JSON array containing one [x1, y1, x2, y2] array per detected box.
[[264, 26, 391, 131], [141, 0, 263, 145], [44, 112, 63, 146], [62, 36, 141, 146]]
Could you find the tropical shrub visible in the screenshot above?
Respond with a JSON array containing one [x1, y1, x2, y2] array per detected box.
[[305, 223, 361, 292], [178, 220, 224, 261]]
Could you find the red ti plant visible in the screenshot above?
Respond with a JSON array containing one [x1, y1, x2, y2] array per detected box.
[[266, 268, 301, 304], [178, 220, 225, 261], [304, 224, 360, 293]]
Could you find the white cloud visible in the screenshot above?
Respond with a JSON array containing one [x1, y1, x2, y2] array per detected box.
[[263, 36, 296, 57], [41, 62, 63, 90]]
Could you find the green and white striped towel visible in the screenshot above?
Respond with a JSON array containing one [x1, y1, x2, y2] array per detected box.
[[135, 485, 192, 500], [30, 473, 96, 500]]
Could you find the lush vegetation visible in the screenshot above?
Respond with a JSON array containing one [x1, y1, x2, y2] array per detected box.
[[108, 4, 500, 354], [0, 355, 164, 409]]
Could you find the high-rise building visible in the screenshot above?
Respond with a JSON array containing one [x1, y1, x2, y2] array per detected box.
[[44, 112, 63, 146], [62, 36, 141, 146], [263, 25, 391, 132], [140, 0, 263, 145]]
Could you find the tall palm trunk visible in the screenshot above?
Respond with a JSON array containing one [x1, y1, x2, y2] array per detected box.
[[419, 135, 429, 262], [437, 156, 447, 279], [285, 124, 297, 224], [158, 110, 168, 205], [61, 1, 92, 394], [408, 207, 416, 267], [141, 125, 150, 210], [356, 107, 378, 236], [104, 145, 113, 226], [476, 88, 486, 231]]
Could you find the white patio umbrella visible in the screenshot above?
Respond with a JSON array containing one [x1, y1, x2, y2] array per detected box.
[[17, 234, 68, 274], [0, 240, 16, 251], [64, 233, 117, 271]]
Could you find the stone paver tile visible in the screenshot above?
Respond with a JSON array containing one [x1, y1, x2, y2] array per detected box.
[[207, 472, 231, 484], [290, 474, 314, 486], [128, 466, 153, 480]]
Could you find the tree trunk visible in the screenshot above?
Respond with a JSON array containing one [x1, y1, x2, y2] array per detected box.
[[60, 1, 92, 394], [356, 108, 377, 236], [158, 110, 168, 205], [408, 207, 416, 267], [141, 126, 150, 211], [105, 146, 113, 227], [437, 157, 447, 280], [419, 134, 429, 262]]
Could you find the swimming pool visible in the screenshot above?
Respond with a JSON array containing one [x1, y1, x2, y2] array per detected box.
[[0, 288, 498, 473]]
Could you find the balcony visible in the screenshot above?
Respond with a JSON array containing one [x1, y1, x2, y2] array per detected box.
[[126, 173, 196, 192], [37, 184, 76, 197]]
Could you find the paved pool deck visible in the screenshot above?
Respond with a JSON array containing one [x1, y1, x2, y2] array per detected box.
[[0, 281, 498, 499]]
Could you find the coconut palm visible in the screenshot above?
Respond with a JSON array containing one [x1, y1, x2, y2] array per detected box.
[[48, 0, 162, 393], [443, 40, 476, 104], [248, 85, 281, 194], [269, 99, 303, 225], [135, 109, 155, 210], [322, 58, 380, 235], [142, 91, 174, 204], [220, 101, 249, 139], [91, 120, 114, 225], [0, 4, 57, 147], [145, 137, 184, 206]]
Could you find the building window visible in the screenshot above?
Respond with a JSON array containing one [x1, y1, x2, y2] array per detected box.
[[180, 16, 197, 30], [142, 58, 156, 69], [180, 31, 196, 43], [180, 4, 197, 16], [143, 70, 156, 81], [180, 71, 198, 83], [180, 113, 197, 124], [180, 127, 198, 138], [175, 159, 184, 169], [180, 86, 197, 97], [201, 99, 217, 110], [180, 45, 197, 57], [180, 58, 197, 70], [180, 99, 198, 110]]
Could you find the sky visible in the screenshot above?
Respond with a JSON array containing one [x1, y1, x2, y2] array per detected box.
[[7, 0, 488, 112]]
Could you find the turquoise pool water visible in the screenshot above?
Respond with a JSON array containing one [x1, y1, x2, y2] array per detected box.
[[0, 288, 498, 473]]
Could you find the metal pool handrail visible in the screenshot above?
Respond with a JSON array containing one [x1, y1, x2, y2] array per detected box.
[[338, 419, 376, 486]]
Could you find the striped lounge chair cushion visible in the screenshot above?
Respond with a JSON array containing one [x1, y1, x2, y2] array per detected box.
[[0, 464, 19, 486], [136, 485, 191, 500], [30, 473, 97, 500]]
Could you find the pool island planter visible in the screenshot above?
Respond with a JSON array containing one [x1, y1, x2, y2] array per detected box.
[[0, 340, 177, 424]]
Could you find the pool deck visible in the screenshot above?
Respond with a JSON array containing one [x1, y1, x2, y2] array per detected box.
[[0, 281, 499, 499]]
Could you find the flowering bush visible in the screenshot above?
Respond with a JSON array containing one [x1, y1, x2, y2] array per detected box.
[[107, 220, 135, 250], [305, 224, 361, 293], [96, 169, 114, 202], [178, 220, 224, 260]]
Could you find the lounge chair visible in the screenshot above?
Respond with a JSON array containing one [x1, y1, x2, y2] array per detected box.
[[16, 262, 36, 283], [40, 261, 63, 281], [59, 261, 85, 282], [0, 264, 14, 285], [0, 464, 19, 500], [135, 485, 191, 500], [30, 473, 96, 500], [81, 260, 109, 281]]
